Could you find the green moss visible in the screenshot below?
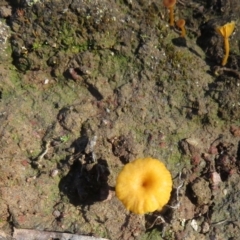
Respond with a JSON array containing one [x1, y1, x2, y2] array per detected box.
[[0, 66, 21, 97], [99, 52, 130, 81], [141, 228, 164, 240], [57, 22, 91, 54], [32, 40, 42, 51], [93, 224, 110, 238]]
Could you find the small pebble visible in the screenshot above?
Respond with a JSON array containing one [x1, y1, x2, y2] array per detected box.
[[52, 210, 61, 218], [201, 221, 210, 233], [191, 219, 198, 231], [51, 169, 59, 177], [223, 188, 228, 196], [44, 78, 49, 84]]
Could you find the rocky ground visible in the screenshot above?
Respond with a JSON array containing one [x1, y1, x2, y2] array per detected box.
[[0, 0, 240, 239]]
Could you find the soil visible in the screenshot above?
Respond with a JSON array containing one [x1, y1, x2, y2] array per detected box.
[[0, 0, 240, 239]]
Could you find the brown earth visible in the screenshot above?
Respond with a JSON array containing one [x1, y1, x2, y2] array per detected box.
[[0, 0, 240, 239]]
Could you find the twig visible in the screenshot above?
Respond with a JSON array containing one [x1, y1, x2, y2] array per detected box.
[[147, 215, 166, 229], [212, 219, 229, 226], [213, 66, 240, 79], [167, 171, 184, 209], [34, 140, 51, 167]]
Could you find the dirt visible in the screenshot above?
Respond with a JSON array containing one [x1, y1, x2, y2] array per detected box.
[[0, 0, 240, 239]]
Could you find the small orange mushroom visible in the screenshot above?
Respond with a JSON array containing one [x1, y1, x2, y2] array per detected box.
[[163, 0, 177, 27], [115, 157, 172, 214], [216, 21, 235, 66], [176, 19, 186, 37]]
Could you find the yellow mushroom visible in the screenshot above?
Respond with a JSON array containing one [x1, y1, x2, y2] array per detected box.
[[163, 0, 177, 27], [176, 19, 186, 38], [216, 21, 235, 66], [115, 157, 172, 214]]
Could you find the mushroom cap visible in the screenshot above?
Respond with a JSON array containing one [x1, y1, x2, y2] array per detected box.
[[163, 0, 177, 8], [116, 157, 173, 214], [176, 19, 186, 28], [216, 21, 235, 38]]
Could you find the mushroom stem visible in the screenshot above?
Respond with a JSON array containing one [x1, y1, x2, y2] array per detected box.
[[222, 37, 229, 66], [169, 6, 174, 26], [163, 0, 176, 27], [180, 26, 186, 37], [215, 21, 235, 66], [176, 19, 186, 38]]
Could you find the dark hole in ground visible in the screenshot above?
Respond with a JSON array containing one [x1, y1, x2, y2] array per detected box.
[[145, 205, 173, 231], [59, 156, 110, 206], [172, 37, 187, 48], [236, 141, 240, 165], [215, 142, 235, 181], [71, 136, 89, 155], [85, 81, 103, 101], [110, 135, 133, 164], [185, 183, 198, 205]]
